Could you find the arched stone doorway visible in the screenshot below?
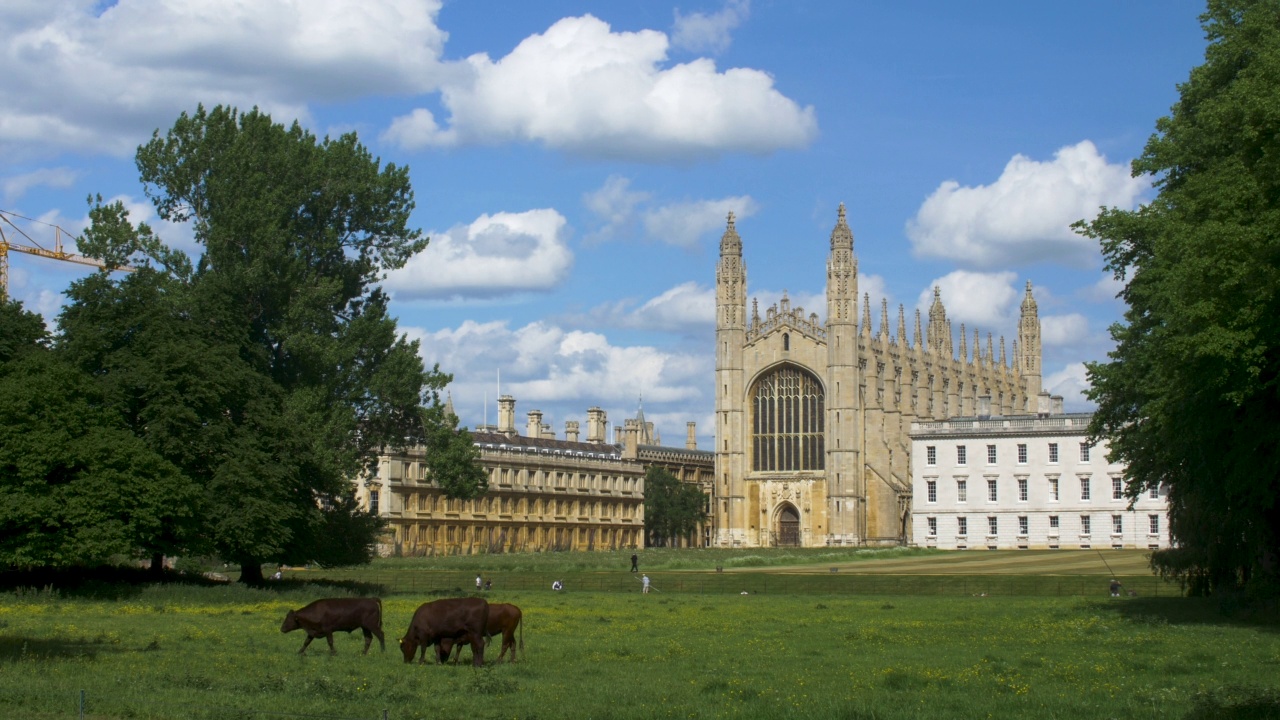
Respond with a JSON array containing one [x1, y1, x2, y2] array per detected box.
[[777, 503, 800, 547]]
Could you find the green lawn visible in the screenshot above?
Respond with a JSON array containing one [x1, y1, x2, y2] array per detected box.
[[0, 552, 1275, 719]]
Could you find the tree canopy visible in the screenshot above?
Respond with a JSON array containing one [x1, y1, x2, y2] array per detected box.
[[47, 105, 480, 581], [1077, 0, 1280, 595], [643, 467, 707, 548], [0, 300, 198, 568]]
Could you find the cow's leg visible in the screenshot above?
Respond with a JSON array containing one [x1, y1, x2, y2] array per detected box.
[[299, 633, 316, 655], [325, 633, 337, 656], [362, 628, 373, 655], [373, 626, 386, 652], [500, 631, 515, 662], [468, 631, 485, 667]]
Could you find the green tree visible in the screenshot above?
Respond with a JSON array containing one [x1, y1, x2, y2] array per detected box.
[[0, 300, 198, 568], [420, 403, 488, 500], [73, 105, 464, 582], [0, 297, 49, 363], [1077, 0, 1280, 594], [642, 467, 707, 548]]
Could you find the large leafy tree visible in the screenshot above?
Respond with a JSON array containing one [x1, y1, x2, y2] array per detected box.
[[0, 299, 197, 568], [1077, 0, 1280, 594], [643, 467, 707, 548], [72, 105, 471, 582]]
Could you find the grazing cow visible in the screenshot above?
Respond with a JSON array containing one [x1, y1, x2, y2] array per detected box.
[[281, 597, 384, 656], [399, 597, 489, 667], [439, 603, 523, 664]]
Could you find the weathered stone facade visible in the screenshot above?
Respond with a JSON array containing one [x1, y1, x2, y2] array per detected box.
[[713, 206, 1044, 547], [358, 397, 712, 555]]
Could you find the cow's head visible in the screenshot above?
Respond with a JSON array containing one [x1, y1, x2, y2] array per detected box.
[[399, 635, 416, 663], [281, 610, 298, 633]]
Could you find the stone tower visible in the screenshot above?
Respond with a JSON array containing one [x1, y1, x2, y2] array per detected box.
[[714, 212, 749, 544], [1018, 281, 1043, 412]]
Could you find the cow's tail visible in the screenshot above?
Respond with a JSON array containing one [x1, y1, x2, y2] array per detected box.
[[518, 614, 524, 660], [374, 597, 383, 629]]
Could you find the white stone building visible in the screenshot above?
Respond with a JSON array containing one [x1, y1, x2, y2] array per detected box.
[[910, 399, 1170, 550]]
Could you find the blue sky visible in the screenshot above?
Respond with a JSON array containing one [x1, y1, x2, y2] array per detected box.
[[2, 0, 1208, 445]]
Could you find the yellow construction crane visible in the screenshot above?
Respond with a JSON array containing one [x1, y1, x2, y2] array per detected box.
[[0, 209, 134, 300]]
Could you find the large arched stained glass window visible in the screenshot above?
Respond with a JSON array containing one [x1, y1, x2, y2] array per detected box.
[[751, 365, 825, 471]]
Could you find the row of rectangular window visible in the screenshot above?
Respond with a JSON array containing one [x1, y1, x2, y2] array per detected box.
[[925, 514, 1161, 536], [926, 478, 1159, 503], [926, 442, 1091, 467]]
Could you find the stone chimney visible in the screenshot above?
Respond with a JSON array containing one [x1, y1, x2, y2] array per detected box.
[[622, 418, 640, 460], [614, 425, 622, 444], [565, 420, 580, 443], [686, 421, 697, 450], [977, 395, 992, 418], [541, 423, 552, 438], [586, 407, 607, 444], [1036, 390, 1052, 415], [1051, 395, 1064, 415], [497, 395, 516, 434], [527, 410, 543, 439]]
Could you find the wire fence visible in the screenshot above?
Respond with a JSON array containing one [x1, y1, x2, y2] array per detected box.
[[287, 569, 1177, 599]]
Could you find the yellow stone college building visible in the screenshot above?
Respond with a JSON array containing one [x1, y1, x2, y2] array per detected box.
[[358, 396, 713, 555], [712, 206, 1045, 547]]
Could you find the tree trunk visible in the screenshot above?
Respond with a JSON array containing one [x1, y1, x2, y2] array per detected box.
[[239, 561, 265, 585], [149, 553, 166, 577]]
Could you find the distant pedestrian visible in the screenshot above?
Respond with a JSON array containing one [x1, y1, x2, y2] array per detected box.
[[484, 580, 492, 591], [476, 574, 483, 591], [630, 554, 638, 573], [642, 574, 651, 594], [552, 580, 563, 591], [1109, 579, 1122, 597]]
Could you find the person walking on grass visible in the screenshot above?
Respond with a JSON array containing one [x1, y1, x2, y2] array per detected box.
[[630, 553, 638, 573], [642, 574, 651, 594], [1109, 579, 1122, 598], [476, 574, 483, 591]]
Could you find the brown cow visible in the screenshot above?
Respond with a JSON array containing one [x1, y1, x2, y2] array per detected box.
[[280, 597, 384, 655], [440, 602, 523, 663], [399, 597, 489, 667]]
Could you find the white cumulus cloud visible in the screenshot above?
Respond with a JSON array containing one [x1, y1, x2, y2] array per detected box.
[[0, 0, 449, 159], [1044, 362, 1093, 412], [671, 0, 750, 54], [410, 318, 711, 436], [643, 195, 759, 248], [916, 270, 1020, 335], [384, 14, 816, 159], [1040, 313, 1089, 347], [907, 141, 1147, 268], [571, 282, 717, 333], [385, 209, 573, 301], [2, 167, 79, 201], [583, 175, 757, 246]]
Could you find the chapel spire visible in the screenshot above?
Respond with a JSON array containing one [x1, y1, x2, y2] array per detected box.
[[1018, 280, 1042, 409], [830, 202, 854, 251]]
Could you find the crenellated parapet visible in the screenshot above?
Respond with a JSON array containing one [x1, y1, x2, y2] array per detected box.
[[745, 291, 827, 343]]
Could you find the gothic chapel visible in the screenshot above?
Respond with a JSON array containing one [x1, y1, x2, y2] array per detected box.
[[713, 205, 1043, 547]]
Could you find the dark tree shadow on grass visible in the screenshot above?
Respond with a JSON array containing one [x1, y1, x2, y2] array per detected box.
[[1094, 596, 1279, 634], [0, 635, 127, 662]]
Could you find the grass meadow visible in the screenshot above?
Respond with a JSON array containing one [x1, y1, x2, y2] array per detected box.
[[0, 551, 1277, 720]]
